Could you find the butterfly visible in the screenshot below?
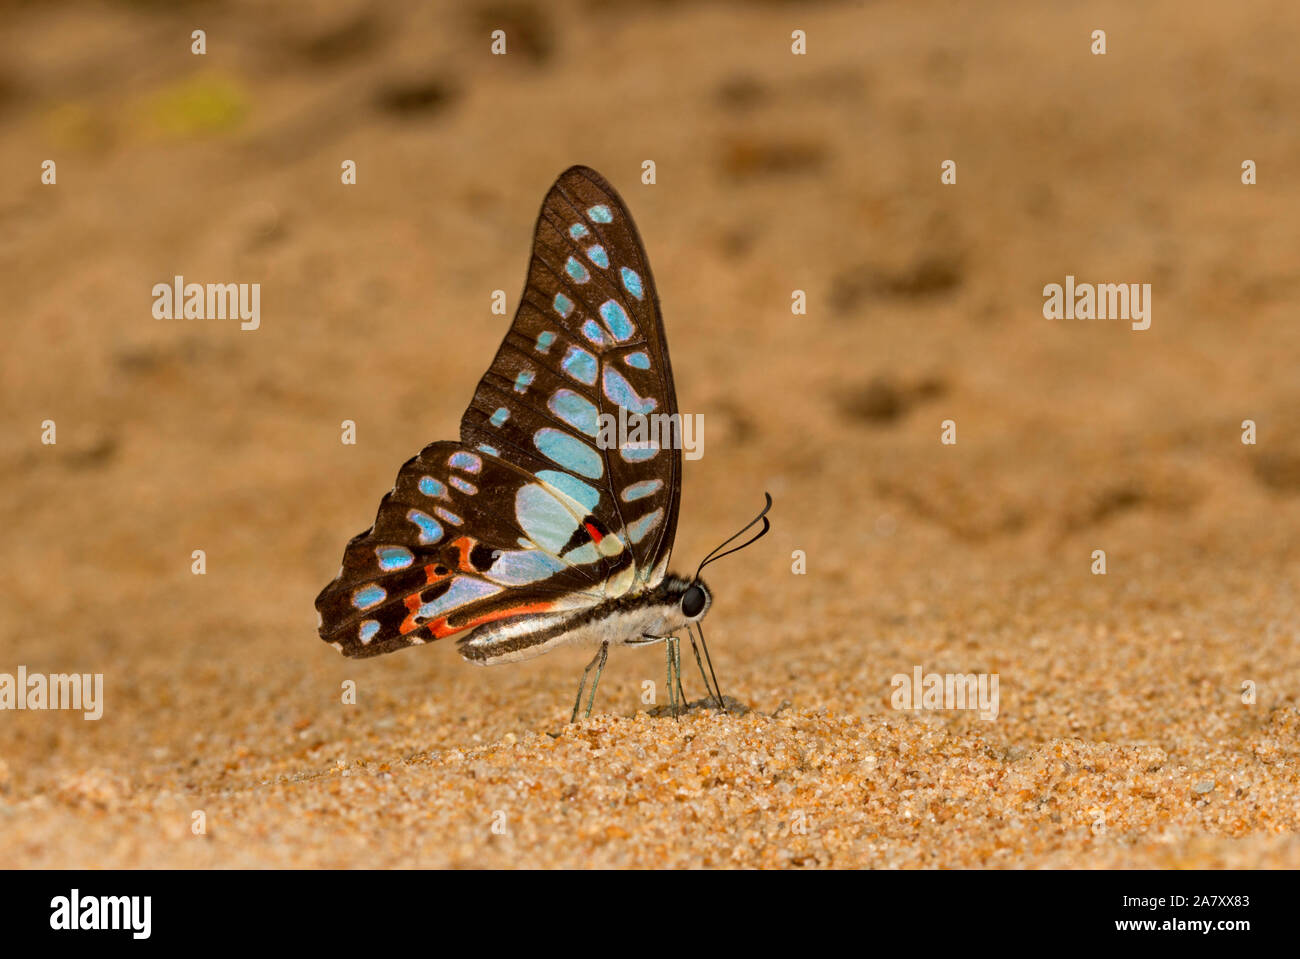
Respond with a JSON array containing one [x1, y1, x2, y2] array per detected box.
[[315, 166, 770, 721]]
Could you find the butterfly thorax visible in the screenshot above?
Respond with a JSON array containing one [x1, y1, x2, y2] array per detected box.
[[457, 573, 710, 666]]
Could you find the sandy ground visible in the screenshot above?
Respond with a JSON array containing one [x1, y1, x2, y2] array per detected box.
[[2, 0, 1299, 868]]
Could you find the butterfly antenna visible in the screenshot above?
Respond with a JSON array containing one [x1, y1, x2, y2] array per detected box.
[[694, 492, 773, 579], [684, 494, 770, 714]]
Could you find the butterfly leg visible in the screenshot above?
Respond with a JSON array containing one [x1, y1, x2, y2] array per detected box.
[[571, 641, 610, 723], [663, 638, 678, 717], [580, 641, 610, 721], [673, 639, 688, 711], [665, 636, 687, 719]]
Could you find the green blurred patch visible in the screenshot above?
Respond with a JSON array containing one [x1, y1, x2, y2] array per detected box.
[[145, 73, 249, 138]]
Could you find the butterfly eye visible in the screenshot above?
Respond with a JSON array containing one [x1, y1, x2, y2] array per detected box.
[[681, 584, 707, 619]]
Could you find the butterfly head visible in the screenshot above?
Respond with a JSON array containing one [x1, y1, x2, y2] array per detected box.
[[681, 579, 711, 620], [655, 574, 712, 625]]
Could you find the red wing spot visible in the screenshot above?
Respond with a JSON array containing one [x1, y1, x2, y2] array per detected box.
[[424, 563, 454, 585], [400, 594, 423, 635], [584, 522, 603, 544], [428, 601, 555, 639], [450, 536, 477, 571]]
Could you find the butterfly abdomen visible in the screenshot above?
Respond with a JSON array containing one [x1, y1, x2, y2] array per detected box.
[[457, 573, 701, 665]]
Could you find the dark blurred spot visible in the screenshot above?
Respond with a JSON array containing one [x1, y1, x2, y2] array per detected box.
[[0, 71, 16, 114], [298, 13, 384, 65], [716, 75, 768, 111], [830, 272, 868, 312], [831, 254, 963, 311], [911, 375, 947, 401], [720, 137, 826, 178], [842, 377, 904, 424], [1253, 450, 1300, 492], [115, 337, 234, 376], [375, 78, 454, 116], [1058, 475, 1198, 533], [875, 255, 963, 297], [875, 474, 1026, 542], [246, 218, 287, 250], [717, 226, 757, 261], [711, 399, 757, 444], [65, 437, 118, 470], [1085, 485, 1144, 523], [839, 374, 948, 426], [475, 3, 554, 65]]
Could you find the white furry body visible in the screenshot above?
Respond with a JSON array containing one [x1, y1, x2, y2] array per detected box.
[[458, 601, 692, 666]]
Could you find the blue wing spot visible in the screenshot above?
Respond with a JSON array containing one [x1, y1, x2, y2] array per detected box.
[[513, 370, 535, 394], [534, 428, 603, 479], [563, 541, 602, 566], [419, 476, 447, 498], [516, 484, 583, 553], [626, 508, 665, 544], [621, 445, 659, 463], [359, 620, 381, 644], [536, 330, 557, 353], [624, 351, 650, 370], [561, 346, 598, 386], [376, 546, 414, 571], [490, 407, 510, 428], [450, 476, 478, 495], [547, 389, 600, 437], [482, 548, 567, 586], [621, 479, 663, 502], [588, 205, 613, 223], [586, 245, 609, 269], [569, 223, 589, 239], [407, 509, 444, 545], [478, 444, 499, 456], [599, 300, 635, 341], [603, 366, 657, 413], [565, 257, 590, 283], [581, 319, 609, 347], [418, 577, 502, 621], [621, 267, 644, 300], [553, 294, 573, 318], [352, 584, 387, 610], [435, 507, 464, 526], [449, 452, 482, 474], [537, 470, 601, 512]]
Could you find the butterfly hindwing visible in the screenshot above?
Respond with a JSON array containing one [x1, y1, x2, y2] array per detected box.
[[460, 166, 682, 590], [317, 441, 625, 658]]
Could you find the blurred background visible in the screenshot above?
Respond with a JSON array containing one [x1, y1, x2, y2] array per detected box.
[[1, 0, 1298, 867]]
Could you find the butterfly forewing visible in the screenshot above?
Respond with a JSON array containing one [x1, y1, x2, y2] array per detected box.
[[317, 167, 682, 660], [460, 166, 682, 589]]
